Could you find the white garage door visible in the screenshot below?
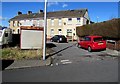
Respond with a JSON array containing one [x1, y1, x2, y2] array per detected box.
[[21, 29, 43, 49]]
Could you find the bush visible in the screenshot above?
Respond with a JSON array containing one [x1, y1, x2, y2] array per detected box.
[[76, 18, 120, 40]]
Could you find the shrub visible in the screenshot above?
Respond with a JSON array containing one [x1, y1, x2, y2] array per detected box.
[[76, 18, 120, 40]]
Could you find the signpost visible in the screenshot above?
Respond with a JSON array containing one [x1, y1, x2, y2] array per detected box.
[[43, 0, 47, 60]]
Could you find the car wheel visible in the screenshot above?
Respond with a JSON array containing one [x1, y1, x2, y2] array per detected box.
[[77, 44, 81, 48], [103, 48, 106, 51], [88, 46, 92, 52]]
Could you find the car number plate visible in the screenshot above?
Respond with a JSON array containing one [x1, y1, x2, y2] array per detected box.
[[98, 43, 103, 45]]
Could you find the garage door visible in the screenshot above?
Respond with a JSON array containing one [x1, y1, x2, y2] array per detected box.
[[21, 29, 43, 49]]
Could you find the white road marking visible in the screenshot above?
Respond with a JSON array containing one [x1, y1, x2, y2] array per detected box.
[[62, 62, 72, 64], [61, 60, 69, 62], [60, 59, 72, 64]]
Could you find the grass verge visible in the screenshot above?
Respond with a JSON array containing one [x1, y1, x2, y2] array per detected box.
[[0, 47, 53, 60]]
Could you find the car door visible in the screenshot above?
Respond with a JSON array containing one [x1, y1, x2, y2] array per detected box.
[[53, 35, 58, 42], [84, 37, 91, 48], [80, 37, 85, 48]]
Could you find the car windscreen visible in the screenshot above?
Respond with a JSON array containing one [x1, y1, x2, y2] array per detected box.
[[94, 37, 103, 42], [61, 36, 66, 38], [53, 36, 58, 38]]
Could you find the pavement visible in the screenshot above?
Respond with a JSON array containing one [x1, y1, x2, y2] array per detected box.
[[3, 47, 119, 70], [5, 57, 52, 70], [106, 48, 120, 56]]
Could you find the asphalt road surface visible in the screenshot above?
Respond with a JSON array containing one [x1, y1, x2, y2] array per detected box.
[[2, 42, 118, 82]]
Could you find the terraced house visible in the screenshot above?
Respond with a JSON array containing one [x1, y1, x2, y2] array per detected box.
[[9, 9, 90, 40]]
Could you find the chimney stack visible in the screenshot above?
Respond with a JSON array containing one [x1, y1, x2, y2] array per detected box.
[[28, 11, 32, 15], [39, 10, 43, 14], [18, 11, 22, 15]]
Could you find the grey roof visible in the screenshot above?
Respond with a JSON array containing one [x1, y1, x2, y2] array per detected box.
[[9, 9, 88, 21]]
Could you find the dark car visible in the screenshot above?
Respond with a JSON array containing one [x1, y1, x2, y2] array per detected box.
[[77, 36, 106, 52], [50, 35, 67, 43]]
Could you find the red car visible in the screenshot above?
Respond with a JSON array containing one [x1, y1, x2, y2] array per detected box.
[[77, 36, 106, 52]]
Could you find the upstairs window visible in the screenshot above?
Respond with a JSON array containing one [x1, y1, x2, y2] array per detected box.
[[17, 21, 20, 27], [77, 18, 81, 22], [13, 21, 15, 27], [58, 18, 62, 26], [51, 19, 54, 26], [68, 18, 72, 21]]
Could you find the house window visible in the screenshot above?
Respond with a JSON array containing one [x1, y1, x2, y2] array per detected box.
[[50, 29, 54, 37], [17, 29, 20, 34], [77, 18, 81, 22], [86, 20, 89, 24], [68, 18, 72, 21], [58, 18, 62, 26], [67, 29, 72, 33], [5, 33, 8, 37], [37, 20, 40, 26], [51, 19, 54, 26], [67, 29, 72, 39], [12, 29, 15, 33], [17, 21, 20, 27], [13, 21, 15, 27], [19, 23, 22, 26], [58, 29, 62, 31]]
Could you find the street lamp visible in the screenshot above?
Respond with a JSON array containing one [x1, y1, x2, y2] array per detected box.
[[97, 16, 99, 23], [43, 0, 47, 60]]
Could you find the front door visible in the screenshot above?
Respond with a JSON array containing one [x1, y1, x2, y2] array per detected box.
[[58, 29, 62, 35], [67, 29, 72, 41]]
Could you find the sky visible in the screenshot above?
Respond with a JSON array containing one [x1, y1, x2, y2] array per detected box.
[[1, 2, 119, 27]]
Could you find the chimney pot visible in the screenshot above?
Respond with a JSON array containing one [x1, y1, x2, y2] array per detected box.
[[39, 10, 43, 13], [18, 11, 22, 15], [28, 11, 32, 15]]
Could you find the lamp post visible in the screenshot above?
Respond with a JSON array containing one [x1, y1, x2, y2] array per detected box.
[[97, 16, 99, 23], [43, 0, 47, 60]]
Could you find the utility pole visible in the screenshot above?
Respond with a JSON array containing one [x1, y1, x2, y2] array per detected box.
[[43, 0, 47, 60]]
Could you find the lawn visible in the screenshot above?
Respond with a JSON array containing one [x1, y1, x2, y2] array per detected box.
[[0, 47, 53, 60]]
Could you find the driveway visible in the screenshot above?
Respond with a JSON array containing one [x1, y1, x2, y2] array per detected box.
[[51, 42, 118, 66]]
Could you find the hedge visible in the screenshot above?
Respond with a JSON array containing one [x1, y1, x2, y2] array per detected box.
[[76, 18, 120, 40]]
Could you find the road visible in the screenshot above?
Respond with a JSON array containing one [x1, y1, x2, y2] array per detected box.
[[2, 42, 118, 82]]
